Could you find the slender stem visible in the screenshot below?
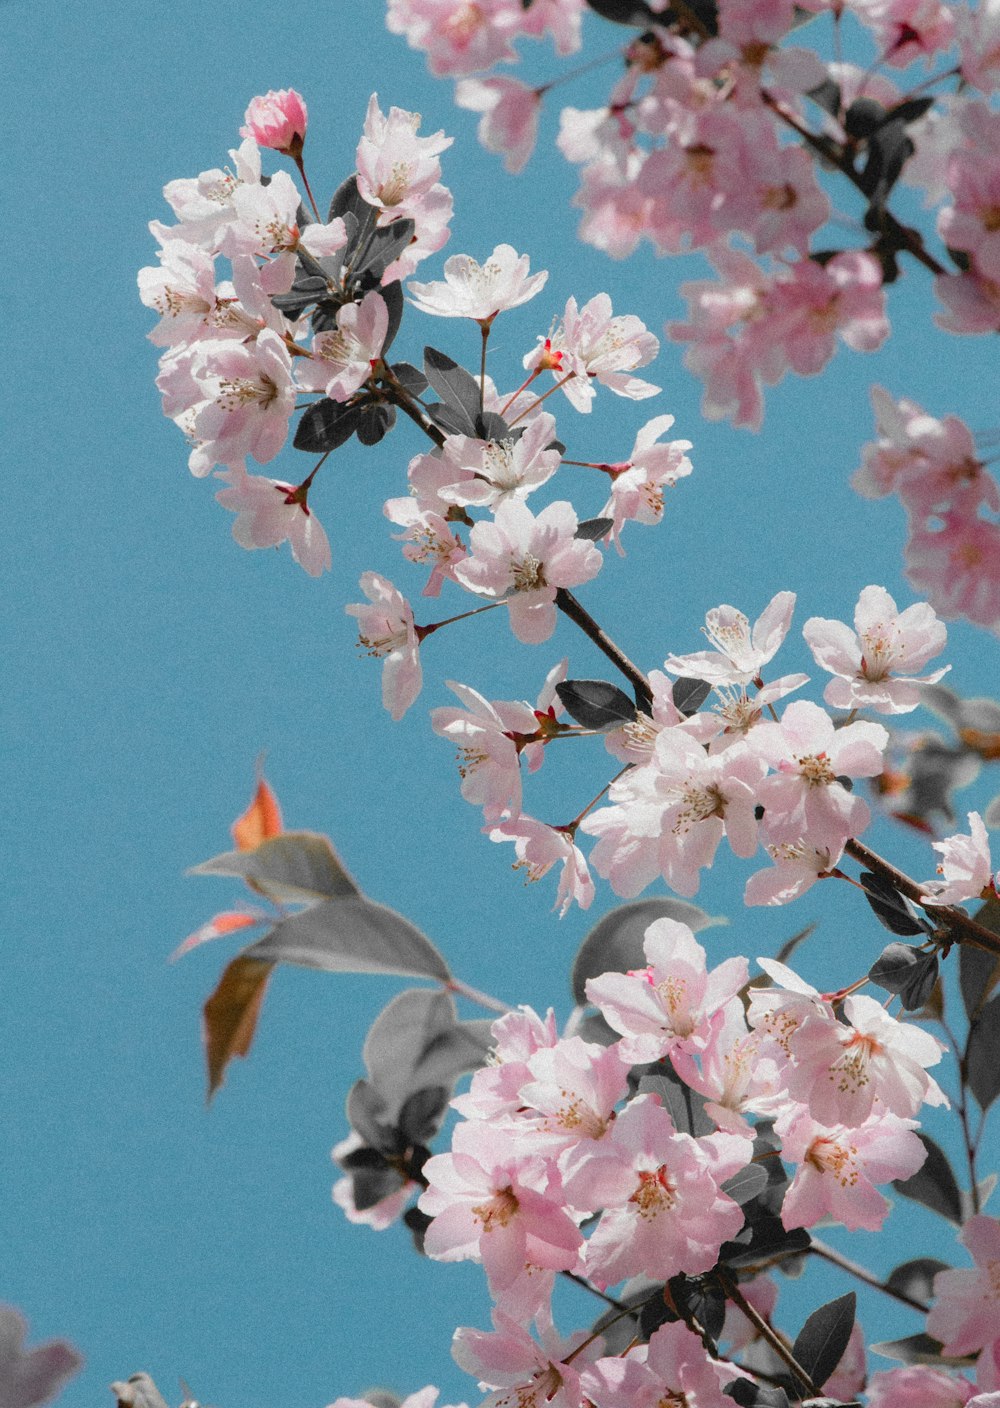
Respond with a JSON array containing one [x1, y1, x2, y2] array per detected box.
[[941, 1015, 981, 1214], [716, 1271, 821, 1400], [809, 1237, 929, 1314], [845, 838, 1000, 957], [506, 373, 577, 427], [569, 764, 632, 830], [443, 976, 512, 1015], [384, 378, 446, 448], [535, 46, 625, 98], [479, 321, 490, 413], [554, 589, 652, 706], [293, 155, 322, 222], [561, 1269, 634, 1314], [417, 601, 506, 640], [500, 368, 542, 419]]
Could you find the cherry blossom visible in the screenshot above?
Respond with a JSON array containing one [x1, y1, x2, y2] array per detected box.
[[356, 93, 452, 212], [432, 414, 561, 511], [581, 1318, 734, 1408], [516, 1034, 630, 1163], [0, 1308, 83, 1408], [215, 464, 332, 576], [432, 681, 537, 824], [452, 1310, 586, 1408], [454, 500, 603, 644], [456, 78, 542, 175], [920, 811, 997, 905], [490, 817, 595, 916], [778, 1107, 927, 1231], [152, 136, 262, 253], [386, 0, 523, 77], [803, 585, 949, 713], [579, 1094, 751, 1288], [749, 699, 888, 849], [138, 242, 255, 348], [906, 513, 1000, 632], [598, 414, 693, 550], [409, 244, 547, 323], [298, 291, 389, 402], [345, 572, 423, 721], [525, 293, 660, 413], [866, 1365, 976, 1408], [452, 1007, 559, 1124], [928, 1216, 1000, 1357], [663, 590, 796, 687], [585, 918, 749, 1064], [670, 997, 783, 1134], [241, 89, 308, 156], [743, 837, 844, 906]]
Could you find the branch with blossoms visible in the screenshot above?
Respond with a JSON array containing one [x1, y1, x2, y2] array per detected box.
[[125, 83, 1000, 1408]]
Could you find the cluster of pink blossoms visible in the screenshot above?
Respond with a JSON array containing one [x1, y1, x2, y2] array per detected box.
[[402, 580, 952, 917], [855, 387, 1000, 635], [140, 91, 456, 574], [384, 0, 1000, 427], [330, 914, 992, 1406]]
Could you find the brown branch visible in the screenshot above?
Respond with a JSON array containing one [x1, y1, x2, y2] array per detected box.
[[555, 589, 652, 706]]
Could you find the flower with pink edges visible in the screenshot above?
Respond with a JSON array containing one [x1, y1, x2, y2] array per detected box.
[[664, 590, 796, 688], [670, 997, 783, 1135], [744, 837, 844, 907], [330, 1132, 417, 1231], [409, 244, 547, 323], [241, 89, 308, 157], [578, 1094, 751, 1288], [345, 572, 423, 721], [905, 512, 1000, 632], [356, 93, 453, 212], [452, 1006, 559, 1124], [769, 251, 889, 376], [516, 1035, 630, 1164], [803, 585, 949, 714], [452, 1309, 586, 1408], [928, 1216, 1000, 1358], [298, 291, 389, 403], [215, 463, 332, 577], [936, 268, 1000, 335], [777, 1106, 927, 1232], [418, 1121, 583, 1295], [490, 816, 595, 917], [749, 699, 888, 850], [598, 414, 693, 550], [784, 991, 947, 1126], [920, 811, 997, 905], [866, 1365, 976, 1408], [525, 293, 660, 414], [585, 918, 749, 1064], [454, 499, 603, 644], [432, 414, 561, 512], [581, 1317, 735, 1408], [386, 0, 523, 77], [456, 77, 542, 175]]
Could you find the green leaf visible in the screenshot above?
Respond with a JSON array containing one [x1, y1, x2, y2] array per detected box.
[[293, 398, 361, 452], [362, 988, 491, 1111], [886, 1258, 948, 1303], [791, 1292, 855, 1390], [869, 1332, 971, 1367], [868, 942, 939, 1010], [423, 347, 480, 435], [892, 1133, 963, 1223], [190, 831, 359, 905], [246, 895, 452, 983], [556, 679, 636, 731], [966, 989, 1000, 1110], [571, 898, 726, 1005]]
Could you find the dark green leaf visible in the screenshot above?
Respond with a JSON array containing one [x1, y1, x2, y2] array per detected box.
[[191, 831, 358, 905], [294, 398, 361, 452], [672, 677, 711, 716], [806, 78, 842, 117], [966, 989, 1000, 1110], [571, 898, 726, 1005], [352, 1165, 409, 1212], [362, 988, 490, 1112], [869, 1332, 965, 1366], [328, 173, 378, 233], [355, 401, 396, 446], [844, 97, 885, 139], [792, 1292, 855, 1390], [346, 1079, 395, 1151], [860, 873, 929, 937], [425, 401, 475, 437], [668, 1274, 725, 1343], [886, 1258, 948, 1303], [723, 1379, 791, 1407], [721, 1163, 769, 1205], [868, 942, 939, 1010], [475, 410, 519, 442], [556, 678, 636, 731], [575, 517, 614, 541], [397, 1085, 450, 1144], [423, 348, 481, 435], [720, 1215, 810, 1270], [892, 1133, 962, 1223], [584, 0, 658, 23], [390, 361, 429, 398], [380, 280, 404, 358], [887, 96, 935, 126], [637, 1069, 714, 1137], [961, 906, 1000, 1018], [247, 896, 452, 982], [351, 218, 415, 284]]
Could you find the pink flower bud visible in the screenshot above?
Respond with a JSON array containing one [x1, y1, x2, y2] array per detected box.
[[241, 89, 308, 157]]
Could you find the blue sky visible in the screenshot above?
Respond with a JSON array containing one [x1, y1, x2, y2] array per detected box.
[[2, 3, 997, 1406]]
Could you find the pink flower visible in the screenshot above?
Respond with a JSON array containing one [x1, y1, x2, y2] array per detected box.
[[386, 0, 523, 77], [744, 837, 844, 907], [517, 1035, 630, 1162], [777, 1107, 927, 1231], [0, 1307, 83, 1408], [750, 699, 888, 850], [356, 93, 453, 212], [454, 500, 603, 644], [215, 464, 332, 577], [345, 573, 422, 721], [178, 328, 296, 474], [452, 1006, 558, 1124], [905, 512, 1000, 631], [418, 1122, 583, 1294], [432, 680, 536, 823], [298, 291, 389, 402], [599, 415, 694, 549], [490, 816, 595, 917], [581, 1319, 734, 1408], [670, 998, 782, 1134], [241, 89, 308, 156], [456, 77, 542, 175], [664, 590, 796, 687], [408, 244, 547, 323], [769, 251, 889, 376], [452, 1310, 586, 1408], [431, 413, 561, 511], [928, 1216, 1000, 1356], [920, 811, 997, 905], [866, 1365, 976, 1408], [579, 1095, 751, 1288], [784, 992, 946, 1126], [804, 585, 949, 713], [585, 918, 748, 1064], [525, 293, 660, 414]]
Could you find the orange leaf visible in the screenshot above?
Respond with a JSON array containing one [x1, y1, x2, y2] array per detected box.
[[231, 777, 283, 852], [170, 910, 262, 963], [203, 955, 275, 1100]]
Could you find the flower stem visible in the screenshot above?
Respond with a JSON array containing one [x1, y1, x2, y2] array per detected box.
[[716, 1271, 821, 1400], [809, 1237, 930, 1313], [443, 976, 512, 1015], [416, 601, 505, 640], [554, 589, 652, 707], [293, 155, 322, 222]]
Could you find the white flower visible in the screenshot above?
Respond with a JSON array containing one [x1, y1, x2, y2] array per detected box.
[[408, 244, 547, 322]]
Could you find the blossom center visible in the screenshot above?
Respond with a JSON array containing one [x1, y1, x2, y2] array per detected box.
[[805, 1135, 860, 1186], [512, 553, 547, 592], [629, 1164, 677, 1218], [472, 1185, 519, 1231], [796, 751, 835, 787]]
